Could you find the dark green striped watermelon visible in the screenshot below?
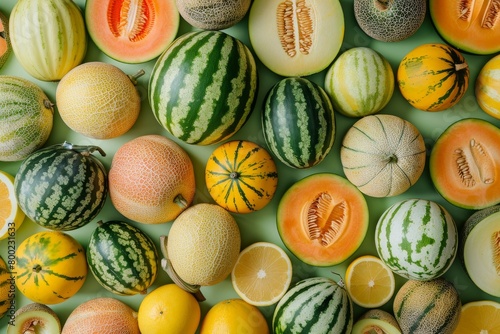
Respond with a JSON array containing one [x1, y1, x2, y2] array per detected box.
[[273, 276, 353, 334], [262, 77, 335, 169], [87, 220, 159, 296], [14, 141, 107, 231], [148, 30, 258, 145]]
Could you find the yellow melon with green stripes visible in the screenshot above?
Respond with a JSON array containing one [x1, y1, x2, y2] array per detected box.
[[476, 54, 500, 119]]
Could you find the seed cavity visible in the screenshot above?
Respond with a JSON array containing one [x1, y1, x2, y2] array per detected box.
[[454, 148, 476, 187], [492, 231, 500, 275], [482, 0, 500, 29], [458, 0, 473, 21], [304, 192, 347, 247], [276, 0, 314, 58], [470, 139, 495, 184], [108, 0, 154, 42]]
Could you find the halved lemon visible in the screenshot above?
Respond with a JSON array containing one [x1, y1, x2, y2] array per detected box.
[[454, 300, 500, 334], [344, 254, 395, 308], [0, 170, 24, 240], [231, 241, 292, 306]]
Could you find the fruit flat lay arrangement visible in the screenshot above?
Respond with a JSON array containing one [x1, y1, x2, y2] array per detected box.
[[1, 0, 500, 333]]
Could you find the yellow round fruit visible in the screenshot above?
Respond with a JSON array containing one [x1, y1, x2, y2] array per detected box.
[[0, 256, 10, 319], [15, 231, 87, 305], [476, 54, 500, 119], [200, 299, 269, 334], [231, 242, 292, 306], [108, 134, 196, 224], [137, 284, 200, 334], [56, 61, 142, 139], [454, 300, 500, 334], [167, 203, 241, 286], [0, 170, 24, 240], [345, 254, 396, 308]]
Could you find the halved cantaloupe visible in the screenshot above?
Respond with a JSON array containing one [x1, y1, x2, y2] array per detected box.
[[85, 0, 179, 63], [430, 118, 500, 209], [429, 0, 500, 55], [277, 173, 369, 266], [0, 10, 11, 69]]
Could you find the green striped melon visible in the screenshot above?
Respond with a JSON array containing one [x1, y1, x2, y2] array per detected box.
[[9, 0, 87, 81], [324, 47, 394, 117], [262, 77, 336, 169], [393, 278, 461, 334], [87, 220, 159, 295], [149, 30, 258, 145], [272, 276, 353, 334], [0, 76, 54, 162], [14, 142, 108, 231], [375, 199, 458, 280]]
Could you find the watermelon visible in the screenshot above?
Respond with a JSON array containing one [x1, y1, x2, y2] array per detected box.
[[262, 77, 336, 169], [0, 75, 54, 162], [148, 30, 258, 145], [87, 220, 159, 296], [375, 199, 458, 280], [273, 276, 353, 334], [9, 0, 87, 81], [324, 47, 394, 117], [14, 142, 108, 231]]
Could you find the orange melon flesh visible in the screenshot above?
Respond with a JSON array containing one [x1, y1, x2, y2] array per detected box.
[[0, 11, 10, 68], [430, 118, 500, 209], [85, 0, 180, 63], [277, 173, 369, 266]]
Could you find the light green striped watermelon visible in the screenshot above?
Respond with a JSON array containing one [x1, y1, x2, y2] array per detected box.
[[273, 276, 353, 334], [87, 220, 159, 295], [9, 0, 87, 81], [262, 77, 336, 169], [375, 199, 458, 280], [0, 76, 54, 162], [393, 278, 461, 334], [324, 47, 394, 117], [14, 142, 108, 231], [149, 30, 258, 145]]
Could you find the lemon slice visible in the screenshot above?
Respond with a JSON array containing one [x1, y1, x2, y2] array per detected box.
[[345, 254, 395, 308], [231, 241, 292, 306], [0, 170, 24, 240], [454, 300, 500, 334]]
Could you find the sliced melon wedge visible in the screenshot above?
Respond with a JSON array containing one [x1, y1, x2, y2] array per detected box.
[[7, 303, 61, 334]]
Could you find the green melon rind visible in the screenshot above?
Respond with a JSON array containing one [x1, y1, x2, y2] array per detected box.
[[272, 277, 353, 334], [0, 76, 54, 162], [87, 221, 159, 296], [262, 77, 336, 169], [148, 30, 258, 145], [14, 143, 108, 231], [375, 199, 458, 280], [353, 0, 426, 42]]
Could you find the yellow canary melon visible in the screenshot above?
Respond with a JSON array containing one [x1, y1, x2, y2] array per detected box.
[[56, 62, 143, 139], [165, 203, 241, 286], [62, 297, 140, 334], [200, 299, 269, 334], [108, 134, 196, 224]]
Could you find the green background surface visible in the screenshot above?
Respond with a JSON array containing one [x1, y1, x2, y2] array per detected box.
[[1, 0, 499, 331]]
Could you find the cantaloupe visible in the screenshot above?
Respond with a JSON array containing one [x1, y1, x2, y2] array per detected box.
[[56, 62, 143, 139], [341, 114, 426, 197], [85, 0, 179, 63], [165, 203, 241, 287], [62, 297, 140, 334], [354, 0, 426, 42], [0, 11, 11, 69], [429, 118, 500, 209], [108, 135, 196, 224], [176, 0, 251, 30]]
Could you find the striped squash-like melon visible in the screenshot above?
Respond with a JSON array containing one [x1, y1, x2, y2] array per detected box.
[[9, 0, 87, 81], [325, 47, 394, 117], [262, 77, 335, 169], [205, 140, 278, 214], [341, 114, 426, 197], [149, 30, 258, 145], [397, 43, 469, 111], [393, 278, 461, 334], [272, 277, 353, 334], [0, 256, 9, 319], [15, 231, 88, 305], [87, 220, 159, 296], [475, 54, 500, 119], [14, 142, 108, 231], [0, 76, 54, 162], [375, 199, 458, 280]]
